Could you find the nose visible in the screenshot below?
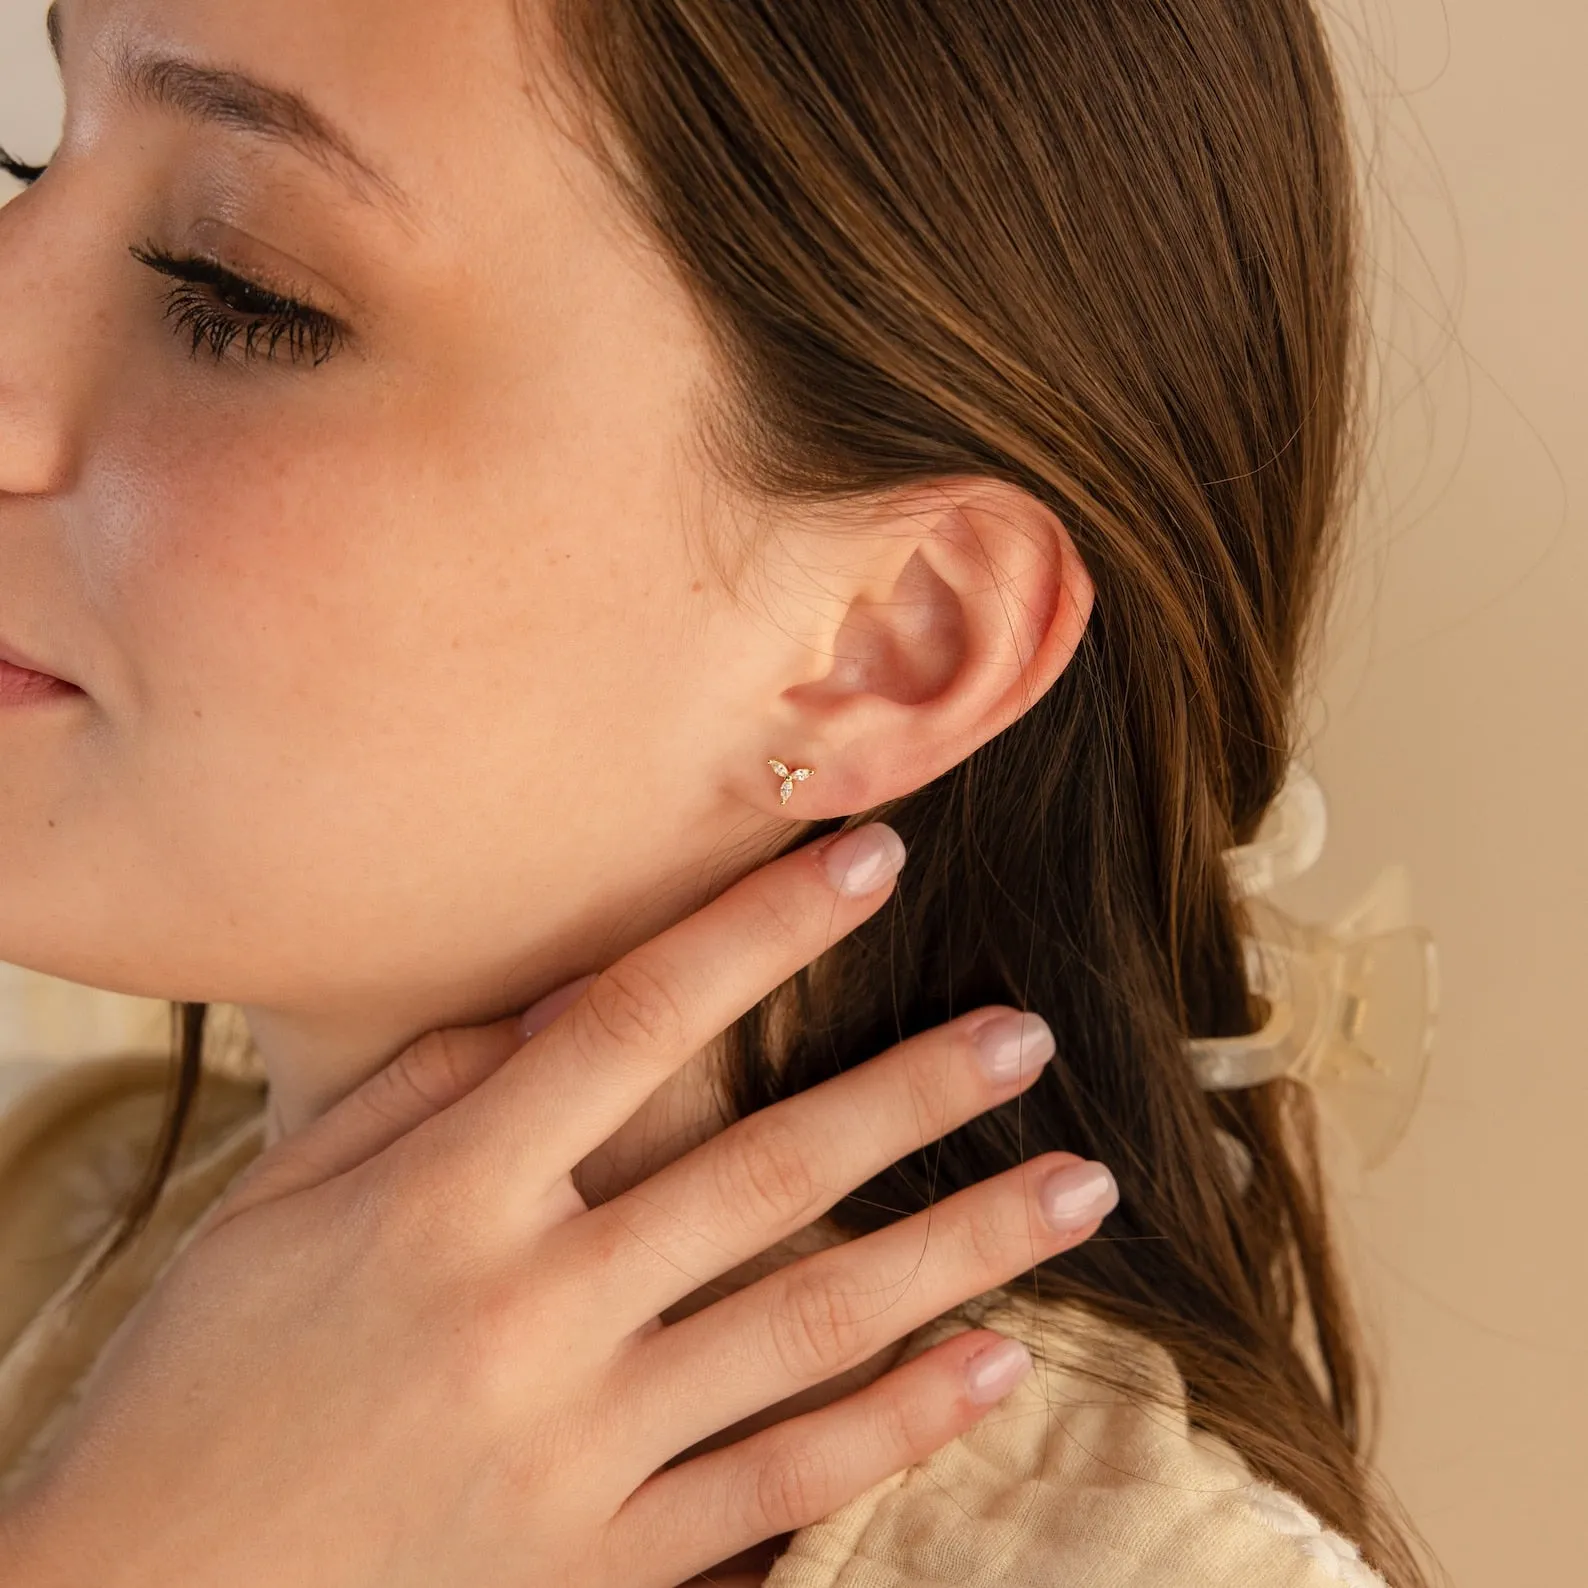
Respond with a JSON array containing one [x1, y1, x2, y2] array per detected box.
[[0, 177, 86, 497]]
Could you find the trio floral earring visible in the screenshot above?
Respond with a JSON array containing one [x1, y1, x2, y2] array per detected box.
[[768, 758, 815, 806]]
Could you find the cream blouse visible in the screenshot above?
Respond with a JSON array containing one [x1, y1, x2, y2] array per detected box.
[[0, 1052, 1388, 1587]]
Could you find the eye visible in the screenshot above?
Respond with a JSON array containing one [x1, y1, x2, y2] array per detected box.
[[0, 146, 49, 185], [129, 241, 345, 369]]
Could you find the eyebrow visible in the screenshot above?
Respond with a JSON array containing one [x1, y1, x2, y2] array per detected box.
[[45, 2, 417, 222]]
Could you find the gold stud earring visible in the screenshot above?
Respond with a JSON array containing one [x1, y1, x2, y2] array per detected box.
[[768, 758, 815, 806]]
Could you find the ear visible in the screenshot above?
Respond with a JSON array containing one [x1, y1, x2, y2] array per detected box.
[[758, 478, 1094, 817]]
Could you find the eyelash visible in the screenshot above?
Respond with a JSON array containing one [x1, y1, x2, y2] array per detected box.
[[129, 242, 344, 369], [5, 149, 343, 369], [0, 146, 47, 185]]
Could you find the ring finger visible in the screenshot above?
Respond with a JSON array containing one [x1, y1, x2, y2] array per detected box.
[[571, 1004, 1057, 1324], [620, 1149, 1118, 1465]]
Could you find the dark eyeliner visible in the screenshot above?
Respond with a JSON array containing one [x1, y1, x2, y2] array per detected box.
[[129, 241, 344, 369]]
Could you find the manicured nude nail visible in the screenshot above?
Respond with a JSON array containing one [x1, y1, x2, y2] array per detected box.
[[819, 824, 907, 895], [518, 973, 599, 1039], [970, 1010, 1055, 1085], [1036, 1160, 1119, 1231], [964, 1337, 1034, 1405]]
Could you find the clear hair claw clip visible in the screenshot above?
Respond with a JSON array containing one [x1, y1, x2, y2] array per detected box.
[[1188, 765, 1439, 1170]]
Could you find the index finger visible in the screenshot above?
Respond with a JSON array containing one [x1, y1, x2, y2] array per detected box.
[[429, 821, 908, 1188]]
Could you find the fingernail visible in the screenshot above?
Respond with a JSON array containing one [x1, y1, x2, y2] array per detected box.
[[969, 1010, 1055, 1086], [1037, 1160, 1119, 1231], [964, 1336, 1034, 1405], [818, 823, 907, 896], [518, 973, 599, 1039]]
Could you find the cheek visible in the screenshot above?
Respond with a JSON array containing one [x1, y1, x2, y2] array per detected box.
[[83, 377, 688, 733], [64, 375, 712, 964]]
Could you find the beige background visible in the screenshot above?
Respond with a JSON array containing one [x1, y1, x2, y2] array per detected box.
[[1, 2, 1582, 1581]]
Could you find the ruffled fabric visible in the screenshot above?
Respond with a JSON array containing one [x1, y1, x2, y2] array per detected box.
[[763, 1289, 1386, 1588], [1244, 1483, 1390, 1587]]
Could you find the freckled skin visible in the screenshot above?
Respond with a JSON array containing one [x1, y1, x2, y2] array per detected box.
[[0, 0, 1088, 1219], [0, 0, 807, 1106]]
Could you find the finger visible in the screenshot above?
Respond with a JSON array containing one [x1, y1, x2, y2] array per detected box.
[[574, 1005, 1055, 1324], [517, 973, 600, 1040], [626, 1152, 1116, 1460], [426, 823, 908, 1193], [285, 970, 600, 1196], [210, 1013, 531, 1223], [617, 1328, 1036, 1585]]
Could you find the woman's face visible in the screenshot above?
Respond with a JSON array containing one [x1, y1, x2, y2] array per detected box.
[[0, 0, 809, 1043], [0, 0, 1088, 1103]]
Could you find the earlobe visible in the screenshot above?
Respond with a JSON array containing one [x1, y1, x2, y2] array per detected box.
[[769, 480, 1093, 816]]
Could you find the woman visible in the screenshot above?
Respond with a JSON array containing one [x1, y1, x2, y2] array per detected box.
[[0, 0, 1430, 1583]]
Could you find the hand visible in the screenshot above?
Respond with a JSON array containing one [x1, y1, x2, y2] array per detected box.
[[0, 823, 1114, 1588]]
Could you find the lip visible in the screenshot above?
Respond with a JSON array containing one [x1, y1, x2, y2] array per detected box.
[[0, 638, 82, 702], [0, 636, 66, 679]]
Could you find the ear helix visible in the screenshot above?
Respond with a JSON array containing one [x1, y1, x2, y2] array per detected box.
[[767, 758, 815, 807]]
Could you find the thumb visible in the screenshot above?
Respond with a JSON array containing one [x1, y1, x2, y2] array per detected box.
[[216, 977, 597, 1219], [517, 972, 599, 1038]]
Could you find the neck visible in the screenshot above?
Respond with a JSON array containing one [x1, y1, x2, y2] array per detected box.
[[250, 996, 740, 1204], [251, 994, 516, 1146]]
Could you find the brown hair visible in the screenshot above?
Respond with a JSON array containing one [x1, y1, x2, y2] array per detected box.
[[68, 1, 1432, 1581]]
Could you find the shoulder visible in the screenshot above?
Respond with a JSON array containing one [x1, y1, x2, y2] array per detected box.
[[0, 1050, 267, 1349], [0, 1050, 268, 1501], [769, 1291, 1388, 1588]]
